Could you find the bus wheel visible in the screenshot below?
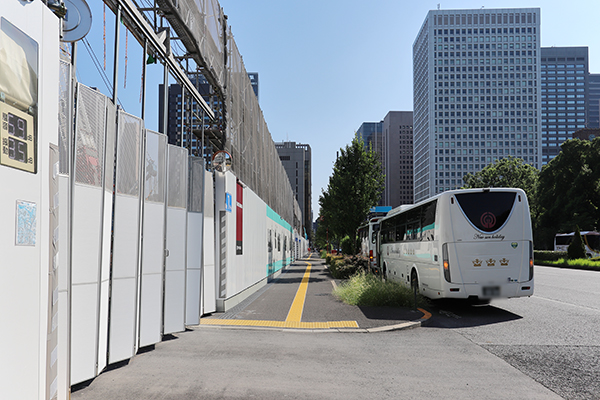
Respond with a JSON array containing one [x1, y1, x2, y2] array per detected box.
[[411, 269, 419, 292]]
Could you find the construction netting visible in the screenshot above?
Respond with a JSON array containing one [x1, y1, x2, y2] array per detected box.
[[155, 0, 226, 93], [225, 32, 298, 227], [116, 0, 301, 228]]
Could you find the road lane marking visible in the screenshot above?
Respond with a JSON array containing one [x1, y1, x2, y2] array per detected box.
[[285, 262, 312, 322], [418, 308, 432, 321]]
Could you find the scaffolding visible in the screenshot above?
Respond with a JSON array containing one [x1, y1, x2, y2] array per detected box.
[[106, 0, 300, 228]]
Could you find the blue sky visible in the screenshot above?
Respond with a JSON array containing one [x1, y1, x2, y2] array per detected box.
[[77, 0, 600, 219]]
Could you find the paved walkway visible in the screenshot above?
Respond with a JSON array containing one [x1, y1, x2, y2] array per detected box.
[[200, 253, 429, 332]]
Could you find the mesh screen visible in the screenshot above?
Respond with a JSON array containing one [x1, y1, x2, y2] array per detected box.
[[74, 84, 107, 187], [116, 112, 143, 197], [188, 156, 204, 213], [144, 130, 166, 203], [58, 60, 71, 175], [167, 145, 187, 209], [223, 33, 300, 228], [105, 102, 117, 192], [156, 0, 225, 89]]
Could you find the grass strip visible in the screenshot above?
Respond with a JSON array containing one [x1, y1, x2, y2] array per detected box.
[[535, 258, 600, 271], [333, 271, 428, 308]]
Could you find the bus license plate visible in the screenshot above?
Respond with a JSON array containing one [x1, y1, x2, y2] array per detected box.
[[482, 286, 500, 297]]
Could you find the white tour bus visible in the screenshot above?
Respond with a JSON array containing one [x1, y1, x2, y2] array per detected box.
[[554, 231, 600, 258], [357, 218, 382, 273], [378, 188, 534, 301]]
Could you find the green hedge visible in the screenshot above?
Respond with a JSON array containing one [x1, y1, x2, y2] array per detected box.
[[534, 250, 567, 261]]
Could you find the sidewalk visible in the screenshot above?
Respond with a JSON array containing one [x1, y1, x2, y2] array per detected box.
[[200, 254, 429, 332]]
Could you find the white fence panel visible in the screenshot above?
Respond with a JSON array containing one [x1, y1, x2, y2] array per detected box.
[[203, 169, 216, 314], [139, 130, 167, 347], [108, 111, 143, 363], [186, 156, 204, 325], [70, 83, 109, 385], [163, 145, 188, 334], [97, 102, 116, 373]]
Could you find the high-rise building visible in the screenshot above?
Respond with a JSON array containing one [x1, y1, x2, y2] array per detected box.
[[356, 121, 384, 204], [275, 142, 312, 239], [540, 47, 588, 164], [159, 73, 258, 156], [383, 111, 414, 207], [413, 8, 541, 202], [355, 113, 414, 208], [356, 121, 384, 162], [588, 73, 600, 129], [248, 72, 259, 101]]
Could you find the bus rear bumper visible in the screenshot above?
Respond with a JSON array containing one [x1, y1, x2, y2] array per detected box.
[[431, 281, 534, 300]]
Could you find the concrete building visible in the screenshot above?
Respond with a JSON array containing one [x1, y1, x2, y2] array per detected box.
[[275, 142, 312, 240], [248, 72, 259, 101], [413, 8, 541, 202], [159, 73, 258, 156], [383, 111, 414, 207], [356, 121, 384, 204], [540, 47, 588, 164], [573, 128, 600, 141], [588, 73, 600, 129]]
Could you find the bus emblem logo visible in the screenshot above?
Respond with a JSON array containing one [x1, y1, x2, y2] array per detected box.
[[473, 259, 482, 267], [486, 258, 496, 266], [500, 258, 509, 266], [511, 242, 518, 249], [480, 212, 496, 229]]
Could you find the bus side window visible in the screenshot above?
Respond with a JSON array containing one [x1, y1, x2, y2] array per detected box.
[[421, 201, 437, 241], [395, 225, 403, 242]]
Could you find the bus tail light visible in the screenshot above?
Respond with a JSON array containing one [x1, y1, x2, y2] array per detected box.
[[529, 241, 534, 281], [442, 243, 451, 282], [369, 250, 373, 261]]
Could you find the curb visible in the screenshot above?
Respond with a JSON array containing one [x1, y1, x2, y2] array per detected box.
[[194, 307, 432, 334]]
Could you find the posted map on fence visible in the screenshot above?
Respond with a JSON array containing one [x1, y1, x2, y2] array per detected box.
[[16, 200, 36, 246]]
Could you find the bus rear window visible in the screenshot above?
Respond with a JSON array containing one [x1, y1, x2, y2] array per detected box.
[[455, 191, 516, 233]]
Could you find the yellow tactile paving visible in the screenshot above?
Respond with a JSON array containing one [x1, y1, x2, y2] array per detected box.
[[199, 319, 359, 329], [285, 262, 311, 322], [200, 254, 359, 330]]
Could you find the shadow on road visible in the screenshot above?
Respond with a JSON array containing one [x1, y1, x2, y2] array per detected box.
[[358, 305, 425, 321], [425, 299, 523, 329]]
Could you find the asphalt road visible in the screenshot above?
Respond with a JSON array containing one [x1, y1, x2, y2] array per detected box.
[[70, 264, 600, 399], [428, 265, 600, 399]]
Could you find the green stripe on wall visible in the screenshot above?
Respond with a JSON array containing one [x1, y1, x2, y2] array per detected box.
[[266, 205, 292, 231]]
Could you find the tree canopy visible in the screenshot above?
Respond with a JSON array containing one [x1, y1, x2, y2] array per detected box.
[[461, 156, 539, 204], [317, 137, 384, 250], [536, 138, 600, 248]]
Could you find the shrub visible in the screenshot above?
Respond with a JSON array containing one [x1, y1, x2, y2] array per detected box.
[[340, 236, 354, 255], [328, 255, 370, 279], [333, 271, 428, 308], [320, 249, 327, 259], [567, 226, 587, 260], [534, 250, 568, 261]]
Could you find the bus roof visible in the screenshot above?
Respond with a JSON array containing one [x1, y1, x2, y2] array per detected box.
[[556, 231, 600, 237], [381, 187, 525, 222]]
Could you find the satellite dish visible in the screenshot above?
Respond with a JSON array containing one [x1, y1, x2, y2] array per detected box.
[[62, 0, 92, 42]]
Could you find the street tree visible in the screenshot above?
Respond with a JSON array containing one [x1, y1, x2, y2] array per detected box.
[[318, 137, 384, 251], [461, 156, 539, 204], [536, 138, 600, 248]]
